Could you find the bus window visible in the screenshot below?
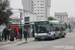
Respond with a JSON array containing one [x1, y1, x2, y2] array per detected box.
[[35, 24, 50, 33], [61, 25, 66, 30], [55, 24, 60, 31], [51, 24, 56, 31]]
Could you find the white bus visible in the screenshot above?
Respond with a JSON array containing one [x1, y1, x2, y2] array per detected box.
[[34, 20, 66, 41]]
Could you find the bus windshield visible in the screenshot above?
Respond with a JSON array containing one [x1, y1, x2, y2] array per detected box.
[[35, 24, 50, 33]]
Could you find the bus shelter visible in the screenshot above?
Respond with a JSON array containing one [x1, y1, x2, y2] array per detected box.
[[10, 22, 34, 37]]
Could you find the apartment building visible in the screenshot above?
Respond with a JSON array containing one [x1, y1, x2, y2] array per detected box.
[[22, 0, 51, 21], [55, 12, 68, 23]]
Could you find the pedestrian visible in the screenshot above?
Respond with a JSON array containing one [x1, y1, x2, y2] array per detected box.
[[23, 29, 28, 42], [14, 28, 17, 40], [32, 29, 34, 37], [19, 28, 22, 41], [17, 33, 21, 39], [6, 28, 10, 40], [10, 28, 16, 43], [2, 28, 7, 41]]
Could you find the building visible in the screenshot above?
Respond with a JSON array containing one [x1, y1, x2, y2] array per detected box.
[[10, 9, 37, 37], [68, 18, 75, 29], [10, 9, 37, 25], [22, 0, 51, 21], [55, 12, 68, 23], [69, 18, 75, 22]]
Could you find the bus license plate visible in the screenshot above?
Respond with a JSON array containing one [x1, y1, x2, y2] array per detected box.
[[41, 37, 45, 39]]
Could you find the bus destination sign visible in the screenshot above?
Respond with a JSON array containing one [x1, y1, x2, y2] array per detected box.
[[35, 21, 49, 24]]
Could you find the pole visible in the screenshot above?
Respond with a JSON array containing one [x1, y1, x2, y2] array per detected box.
[[20, 12, 22, 28], [60, 21, 62, 37]]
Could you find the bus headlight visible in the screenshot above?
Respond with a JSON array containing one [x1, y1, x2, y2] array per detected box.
[[35, 33, 37, 37]]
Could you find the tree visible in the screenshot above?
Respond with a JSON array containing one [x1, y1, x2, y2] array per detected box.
[[48, 16, 56, 20], [0, 0, 12, 25]]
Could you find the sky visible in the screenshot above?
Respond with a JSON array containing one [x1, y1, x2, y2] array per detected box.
[[10, 0, 75, 18]]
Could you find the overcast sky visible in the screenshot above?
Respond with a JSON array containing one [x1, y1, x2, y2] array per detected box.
[[10, 0, 75, 18]]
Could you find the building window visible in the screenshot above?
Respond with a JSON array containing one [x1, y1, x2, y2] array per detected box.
[[37, 1, 39, 3], [41, 7, 44, 8], [38, 13, 39, 14], [32, 4, 34, 6], [24, 17, 29, 22], [41, 10, 44, 11], [41, 1, 44, 2], [38, 10, 39, 11], [41, 4, 44, 5], [37, 7, 39, 8], [41, 13, 44, 14], [58, 16, 59, 18], [34, 4, 36, 6], [32, 1, 34, 3], [37, 16, 39, 17], [63, 16, 64, 21], [60, 16, 62, 20], [41, 16, 43, 17], [32, 7, 36, 9]]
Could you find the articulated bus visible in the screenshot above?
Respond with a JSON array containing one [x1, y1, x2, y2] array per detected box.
[[34, 20, 66, 41]]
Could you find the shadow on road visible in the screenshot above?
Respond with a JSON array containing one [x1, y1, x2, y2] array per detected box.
[[34, 37, 66, 42], [17, 42, 28, 45]]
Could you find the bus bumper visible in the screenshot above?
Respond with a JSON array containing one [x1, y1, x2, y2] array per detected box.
[[35, 35, 53, 40]]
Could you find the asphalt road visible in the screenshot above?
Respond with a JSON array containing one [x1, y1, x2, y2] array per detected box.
[[0, 33, 75, 50]]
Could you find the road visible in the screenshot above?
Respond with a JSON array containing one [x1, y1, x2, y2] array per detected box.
[[0, 33, 75, 50]]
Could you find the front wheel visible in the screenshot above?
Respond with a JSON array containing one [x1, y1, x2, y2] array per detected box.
[[35, 38, 38, 41], [58, 34, 61, 38], [52, 35, 55, 40], [38, 39, 41, 41], [62, 33, 66, 38]]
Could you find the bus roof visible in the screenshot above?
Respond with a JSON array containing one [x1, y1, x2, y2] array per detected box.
[[49, 20, 60, 24], [34, 20, 64, 25]]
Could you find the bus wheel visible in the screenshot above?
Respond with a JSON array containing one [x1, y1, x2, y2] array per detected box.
[[38, 39, 41, 41], [62, 36, 65, 38], [62, 33, 66, 38], [58, 34, 61, 38], [52, 35, 55, 40], [35, 39, 37, 41], [62, 35, 65, 38]]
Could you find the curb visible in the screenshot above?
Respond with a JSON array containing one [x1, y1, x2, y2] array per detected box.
[[0, 38, 34, 46]]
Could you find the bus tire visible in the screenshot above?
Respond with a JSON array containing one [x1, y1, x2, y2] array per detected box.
[[52, 35, 55, 40], [58, 34, 61, 38], [62, 33, 66, 38], [38, 39, 41, 41]]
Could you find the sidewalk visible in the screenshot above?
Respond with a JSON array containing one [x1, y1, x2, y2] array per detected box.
[[67, 32, 75, 34], [0, 37, 34, 46]]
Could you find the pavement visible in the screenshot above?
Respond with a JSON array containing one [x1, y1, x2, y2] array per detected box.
[[0, 37, 34, 46], [0, 32, 74, 46], [0, 32, 75, 50]]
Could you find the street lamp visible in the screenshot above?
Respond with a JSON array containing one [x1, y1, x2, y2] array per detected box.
[[9, 21, 13, 28], [19, 9, 22, 28], [60, 21, 62, 36]]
